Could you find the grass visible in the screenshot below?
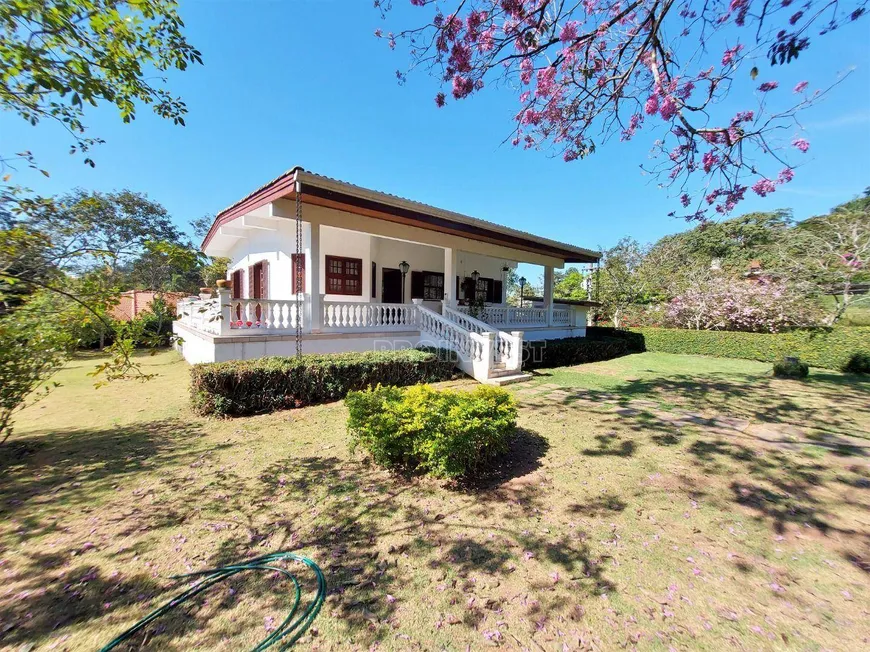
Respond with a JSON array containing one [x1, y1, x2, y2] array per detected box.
[[2, 350, 869, 650]]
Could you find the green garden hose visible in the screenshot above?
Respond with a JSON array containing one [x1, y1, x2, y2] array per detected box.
[[99, 551, 326, 651]]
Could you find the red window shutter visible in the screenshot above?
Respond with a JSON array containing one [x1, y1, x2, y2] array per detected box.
[[410, 271, 424, 299], [232, 269, 242, 299], [248, 265, 254, 299], [260, 260, 269, 299]]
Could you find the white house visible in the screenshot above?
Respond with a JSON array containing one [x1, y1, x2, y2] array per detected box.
[[174, 167, 600, 384]]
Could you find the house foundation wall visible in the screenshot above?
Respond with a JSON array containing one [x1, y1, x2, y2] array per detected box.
[[174, 322, 422, 364]]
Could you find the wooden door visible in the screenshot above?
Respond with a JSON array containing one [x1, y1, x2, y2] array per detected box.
[[382, 268, 402, 303]]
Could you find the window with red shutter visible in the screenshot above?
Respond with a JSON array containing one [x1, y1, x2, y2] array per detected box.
[[232, 269, 242, 299]]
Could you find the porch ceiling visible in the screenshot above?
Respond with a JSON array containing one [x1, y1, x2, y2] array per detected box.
[[202, 167, 601, 265]]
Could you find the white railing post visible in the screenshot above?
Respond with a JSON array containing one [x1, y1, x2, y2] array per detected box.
[[217, 288, 232, 335], [509, 330, 524, 372], [470, 331, 495, 380]]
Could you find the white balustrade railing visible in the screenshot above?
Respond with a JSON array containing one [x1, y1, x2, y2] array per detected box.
[[177, 297, 222, 335], [177, 292, 528, 382], [442, 304, 491, 335], [443, 305, 518, 369], [229, 298, 302, 331], [459, 305, 549, 327], [418, 305, 483, 362], [552, 308, 571, 325], [458, 304, 577, 327], [322, 301, 417, 331]]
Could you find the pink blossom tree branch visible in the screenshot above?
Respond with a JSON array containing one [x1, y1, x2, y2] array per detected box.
[[376, 0, 867, 219]]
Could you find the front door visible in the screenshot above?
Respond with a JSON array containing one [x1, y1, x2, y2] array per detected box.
[[382, 268, 402, 303]]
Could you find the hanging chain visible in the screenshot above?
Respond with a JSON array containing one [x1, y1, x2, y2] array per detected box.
[[295, 181, 304, 358]]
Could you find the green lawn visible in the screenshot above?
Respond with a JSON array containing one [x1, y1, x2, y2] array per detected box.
[[2, 351, 869, 650]]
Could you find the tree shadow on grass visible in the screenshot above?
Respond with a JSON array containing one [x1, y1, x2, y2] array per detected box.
[[612, 372, 870, 439], [212, 427, 616, 647], [582, 431, 635, 457], [0, 560, 173, 648], [686, 434, 870, 575], [0, 420, 217, 534], [459, 427, 550, 490], [0, 419, 238, 649]]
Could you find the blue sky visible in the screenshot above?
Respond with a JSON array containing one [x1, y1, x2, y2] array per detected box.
[[4, 0, 869, 283]]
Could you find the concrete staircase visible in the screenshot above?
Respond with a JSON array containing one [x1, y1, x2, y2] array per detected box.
[[417, 303, 532, 385]]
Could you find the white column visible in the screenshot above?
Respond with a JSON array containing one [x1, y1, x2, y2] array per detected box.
[[217, 287, 232, 336], [443, 247, 457, 308], [306, 222, 321, 332], [543, 266, 555, 326]]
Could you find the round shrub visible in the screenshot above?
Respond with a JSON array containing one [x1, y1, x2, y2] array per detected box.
[[773, 357, 809, 379], [346, 384, 517, 480], [843, 352, 870, 375]]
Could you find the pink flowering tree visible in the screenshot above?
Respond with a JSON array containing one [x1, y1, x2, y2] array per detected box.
[[376, 0, 866, 219], [663, 273, 819, 332]]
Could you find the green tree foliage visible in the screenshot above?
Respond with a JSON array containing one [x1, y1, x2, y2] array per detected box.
[[553, 268, 588, 301], [0, 0, 201, 168], [642, 210, 794, 300], [0, 190, 201, 440], [0, 0, 200, 442], [598, 237, 650, 328], [0, 291, 76, 442], [597, 196, 869, 329], [787, 195, 870, 325], [124, 240, 203, 293]]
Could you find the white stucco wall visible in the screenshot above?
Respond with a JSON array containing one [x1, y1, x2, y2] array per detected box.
[[455, 252, 517, 303], [223, 220, 521, 307], [370, 236, 444, 309], [319, 226, 372, 303], [226, 218, 298, 299]]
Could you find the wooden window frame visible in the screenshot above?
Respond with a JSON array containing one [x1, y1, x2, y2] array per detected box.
[[325, 255, 363, 296], [421, 271, 444, 301]]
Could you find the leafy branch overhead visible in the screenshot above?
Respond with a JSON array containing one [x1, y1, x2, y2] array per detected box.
[[378, 0, 866, 218], [0, 0, 202, 168]]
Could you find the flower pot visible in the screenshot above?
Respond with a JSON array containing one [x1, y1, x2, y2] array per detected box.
[[216, 279, 230, 289]]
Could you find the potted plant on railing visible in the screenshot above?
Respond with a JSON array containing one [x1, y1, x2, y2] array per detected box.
[[467, 295, 487, 321], [216, 279, 230, 290], [199, 286, 213, 300]]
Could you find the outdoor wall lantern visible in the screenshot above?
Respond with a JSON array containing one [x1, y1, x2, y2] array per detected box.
[[399, 260, 410, 303]]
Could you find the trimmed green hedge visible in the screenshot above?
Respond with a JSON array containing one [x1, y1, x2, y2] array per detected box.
[[586, 326, 646, 353], [632, 327, 870, 371], [191, 348, 456, 417], [523, 336, 630, 370], [346, 384, 517, 479]]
